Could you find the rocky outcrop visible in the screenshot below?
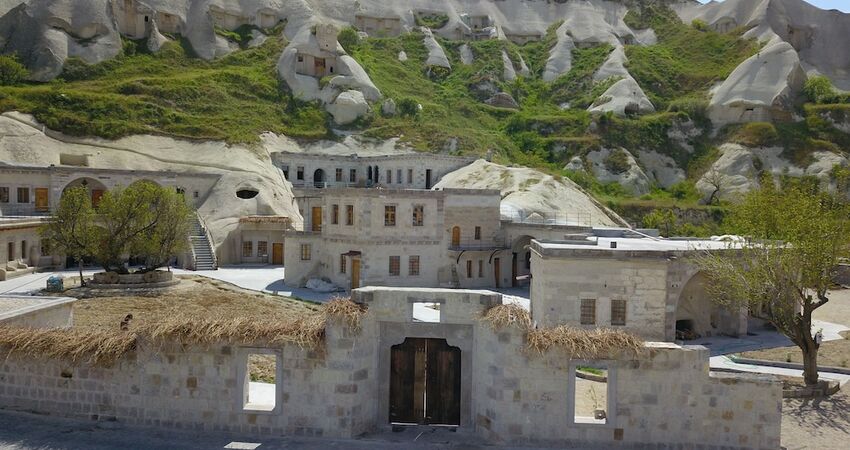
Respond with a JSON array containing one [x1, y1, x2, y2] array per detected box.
[[0, 0, 122, 81], [637, 150, 686, 188], [434, 159, 623, 227], [588, 76, 655, 117], [585, 147, 652, 195], [327, 90, 369, 125], [675, 0, 850, 90], [707, 41, 806, 126], [459, 44, 473, 65], [502, 50, 516, 81], [421, 27, 450, 69], [696, 143, 849, 201], [485, 92, 519, 109]]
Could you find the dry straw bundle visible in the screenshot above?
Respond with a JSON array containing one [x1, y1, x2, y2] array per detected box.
[[0, 298, 367, 367], [480, 303, 643, 359]]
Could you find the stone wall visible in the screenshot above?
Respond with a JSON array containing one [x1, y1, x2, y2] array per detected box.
[[0, 287, 780, 448]]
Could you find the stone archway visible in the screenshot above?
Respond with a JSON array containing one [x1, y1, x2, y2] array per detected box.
[[510, 235, 534, 287], [314, 169, 325, 188], [675, 272, 746, 340], [62, 177, 109, 207]]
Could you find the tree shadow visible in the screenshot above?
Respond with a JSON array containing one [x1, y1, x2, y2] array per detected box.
[[784, 390, 850, 436]]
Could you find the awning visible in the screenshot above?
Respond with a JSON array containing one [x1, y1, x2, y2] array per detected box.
[[341, 251, 362, 257]]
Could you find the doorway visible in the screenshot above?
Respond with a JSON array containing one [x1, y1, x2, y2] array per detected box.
[[34, 188, 49, 212], [311, 207, 323, 232], [493, 257, 501, 288], [351, 258, 360, 290], [389, 338, 461, 426], [313, 169, 325, 188], [272, 243, 284, 265], [451, 226, 460, 248], [425, 169, 432, 189], [91, 189, 104, 208], [511, 253, 518, 288]]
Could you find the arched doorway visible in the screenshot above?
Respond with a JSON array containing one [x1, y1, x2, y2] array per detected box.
[[675, 273, 744, 340], [314, 169, 325, 188], [62, 177, 108, 208], [510, 235, 534, 287], [451, 226, 461, 248]]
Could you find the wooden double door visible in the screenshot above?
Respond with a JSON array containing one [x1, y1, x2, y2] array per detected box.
[[389, 338, 461, 426]]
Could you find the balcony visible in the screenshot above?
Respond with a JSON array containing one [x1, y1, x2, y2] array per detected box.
[[0, 203, 53, 217], [448, 239, 507, 252]]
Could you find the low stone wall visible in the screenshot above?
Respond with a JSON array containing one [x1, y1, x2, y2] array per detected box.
[[0, 296, 75, 328], [0, 288, 782, 448], [89, 271, 178, 289]]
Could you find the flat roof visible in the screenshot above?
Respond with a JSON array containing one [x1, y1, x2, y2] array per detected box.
[[0, 295, 77, 323], [533, 236, 740, 258]]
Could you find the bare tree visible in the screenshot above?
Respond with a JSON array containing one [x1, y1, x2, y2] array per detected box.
[[702, 166, 725, 205]]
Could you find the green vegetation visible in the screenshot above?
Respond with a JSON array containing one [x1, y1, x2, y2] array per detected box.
[[624, 3, 759, 109], [732, 122, 779, 147], [415, 14, 449, 30], [803, 75, 850, 104], [0, 54, 27, 86], [0, 37, 327, 143]]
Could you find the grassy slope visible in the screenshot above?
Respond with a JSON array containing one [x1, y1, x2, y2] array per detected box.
[[0, 37, 327, 143]]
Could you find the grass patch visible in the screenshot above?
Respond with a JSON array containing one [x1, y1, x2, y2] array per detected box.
[[0, 37, 327, 144], [731, 122, 779, 147]]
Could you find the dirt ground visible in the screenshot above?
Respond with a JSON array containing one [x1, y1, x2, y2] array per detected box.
[[70, 275, 319, 331]]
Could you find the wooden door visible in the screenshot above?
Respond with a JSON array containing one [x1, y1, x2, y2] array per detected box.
[[389, 338, 422, 424], [451, 226, 460, 247], [494, 257, 501, 288], [311, 207, 322, 232], [389, 338, 461, 426], [91, 190, 104, 208], [314, 58, 326, 77], [272, 243, 284, 265], [425, 340, 462, 425], [350, 258, 360, 290], [34, 188, 49, 212]]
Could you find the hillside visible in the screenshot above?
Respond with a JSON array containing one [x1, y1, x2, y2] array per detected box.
[[0, 0, 849, 234]]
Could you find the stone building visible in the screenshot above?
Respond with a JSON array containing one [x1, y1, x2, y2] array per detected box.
[[530, 235, 747, 341], [0, 287, 782, 448], [273, 151, 474, 190], [355, 14, 402, 37], [0, 217, 55, 280], [284, 188, 507, 290]]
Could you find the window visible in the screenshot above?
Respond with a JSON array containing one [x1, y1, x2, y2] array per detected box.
[[580, 299, 596, 325], [412, 205, 424, 226], [296, 167, 304, 180], [193, 191, 199, 199], [297, 55, 304, 62], [243, 353, 277, 412], [21, 241, 26, 259], [397, 169, 402, 184], [242, 241, 253, 258], [332, 204, 339, 224], [349, 169, 357, 183], [407, 169, 413, 184], [384, 205, 396, 226], [340, 254, 347, 274], [282, 165, 289, 180], [466, 260, 473, 278], [346, 205, 354, 225], [611, 299, 627, 326], [409, 256, 420, 276], [478, 260, 483, 278], [571, 363, 609, 425], [413, 302, 440, 322], [386, 169, 392, 184], [0, 187, 9, 203], [335, 168, 343, 182], [17, 187, 29, 203], [474, 226, 481, 240], [389, 256, 400, 276], [300, 244, 311, 260], [257, 241, 268, 257]]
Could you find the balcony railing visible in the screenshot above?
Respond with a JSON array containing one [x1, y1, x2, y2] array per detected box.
[[448, 239, 508, 251], [0, 203, 53, 217], [501, 210, 595, 227]]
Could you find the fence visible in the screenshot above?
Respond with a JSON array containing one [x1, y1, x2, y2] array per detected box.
[[500, 210, 595, 227], [0, 204, 53, 217]]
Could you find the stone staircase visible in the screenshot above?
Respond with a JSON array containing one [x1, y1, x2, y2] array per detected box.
[[189, 214, 217, 271]]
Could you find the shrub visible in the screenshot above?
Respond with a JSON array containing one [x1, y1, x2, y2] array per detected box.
[[669, 181, 699, 201], [604, 149, 632, 175], [691, 19, 710, 32], [803, 76, 838, 104], [733, 122, 778, 147], [0, 54, 28, 85], [337, 26, 360, 53], [396, 97, 420, 117], [666, 97, 709, 122]]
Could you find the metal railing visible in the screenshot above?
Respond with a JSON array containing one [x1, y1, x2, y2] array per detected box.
[[448, 239, 508, 251], [0, 204, 54, 217], [501, 210, 595, 227]]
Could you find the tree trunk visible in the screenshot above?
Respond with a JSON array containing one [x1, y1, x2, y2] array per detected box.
[[802, 344, 819, 386], [78, 259, 85, 287]]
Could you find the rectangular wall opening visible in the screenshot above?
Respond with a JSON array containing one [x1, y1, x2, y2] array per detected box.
[[412, 302, 440, 323], [572, 363, 609, 425], [243, 353, 277, 412], [389, 338, 461, 426]]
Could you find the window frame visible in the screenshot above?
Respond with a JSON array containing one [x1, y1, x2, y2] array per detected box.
[[466, 260, 473, 278], [16, 187, 29, 204], [349, 169, 357, 183], [408, 255, 420, 276], [386, 169, 392, 184], [345, 205, 354, 226], [389, 255, 400, 276], [300, 243, 311, 261], [384, 205, 397, 227], [296, 166, 305, 181], [0, 186, 8, 203], [335, 168, 343, 182], [474, 226, 481, 240], [340, 254, 347, 274], [610, 299, 627, 326], [331, 204, 339, 225], [407, 168, 413, 184], [242, 241, 253, 258], [257, 241, 268, 257], [412, 204, 424, 227], [580, 299, 597, 325]]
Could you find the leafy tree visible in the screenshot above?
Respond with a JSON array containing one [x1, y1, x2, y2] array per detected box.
[[0, 54, 28, 86], [642, 209, 676, 236], [39, 187, 97, 286], [695, 181, 850, 385], [94, 181, 191, 273], [337, 26, 360, 53]]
